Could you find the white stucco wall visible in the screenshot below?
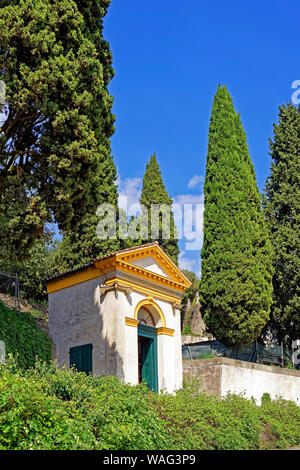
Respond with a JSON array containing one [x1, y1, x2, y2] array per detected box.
[[48, 276, 121, 377], [221, 362, 300, 405]]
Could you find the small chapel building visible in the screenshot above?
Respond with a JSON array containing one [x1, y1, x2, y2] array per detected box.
[[47, 242, 191, 393]]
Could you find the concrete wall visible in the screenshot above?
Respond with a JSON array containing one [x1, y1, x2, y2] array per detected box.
[[183, 357, 300, 405]]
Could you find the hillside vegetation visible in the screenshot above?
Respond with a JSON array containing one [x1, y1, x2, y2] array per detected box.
[[0, 358, 299, 451], [0, 301, 52, 369]]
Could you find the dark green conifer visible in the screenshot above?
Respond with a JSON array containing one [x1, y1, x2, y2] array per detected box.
[[0, 0, 118, 263], [199, 85, 273, 345], [52, 0, 121, 272], [139, 154, 179, 264], [263, 103, 300, 342]]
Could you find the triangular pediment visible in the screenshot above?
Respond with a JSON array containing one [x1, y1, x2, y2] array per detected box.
[[115, 242, 191, 289], [129, 256, 170, 278], [47, 242, 192, 294]]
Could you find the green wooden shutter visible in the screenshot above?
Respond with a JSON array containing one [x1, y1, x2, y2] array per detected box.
[[70, 344, 93, 374]]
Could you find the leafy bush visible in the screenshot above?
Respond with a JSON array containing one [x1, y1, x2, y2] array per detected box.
[[0, 239, 59, 303], [151, 381, 261, 450], [0, 302, 52, 369], [261, 392, 271, 405], [0, 361, 299, 450], [0, 359, 95, 450], [151, 381, 300, 450], [0, 359, 172, 450], [259, 398, 300, 449]]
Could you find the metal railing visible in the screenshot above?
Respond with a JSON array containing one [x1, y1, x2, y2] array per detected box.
[[0, 272, 20, 310]]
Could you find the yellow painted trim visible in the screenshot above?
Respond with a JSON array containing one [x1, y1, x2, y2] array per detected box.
[[47, 243, 191, 294], [125, 317, 139, 328], [105, 277, 180, 304], [125, 317, 174, 335], [134, 298, 166, 328], [157, 327, 175, 337], [47, 266, 102, 294]]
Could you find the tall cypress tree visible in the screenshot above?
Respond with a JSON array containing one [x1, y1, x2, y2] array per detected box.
[[199, 85, 273, 345], [0, 1, 117, 262], [138, 154, 179, 264], [53, 0, 120, 273], [263, 103, 300, 342]]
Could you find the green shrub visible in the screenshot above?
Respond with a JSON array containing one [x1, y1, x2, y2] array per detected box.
[[0, 361, 299, 450], [0, 302, 52, 369], [0, 359, 95, 450], [261, 393, 271, 405], [259, 398, 300, 449], [0, 359, 172, 450], [151, 381, 261, 450]]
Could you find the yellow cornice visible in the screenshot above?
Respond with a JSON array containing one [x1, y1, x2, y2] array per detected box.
[[105, 277, 180, 304], [157, 327, 175, 337], [47, 265, 102, 294], [115, 259, 186, 292], [125, 317, 139, 328]]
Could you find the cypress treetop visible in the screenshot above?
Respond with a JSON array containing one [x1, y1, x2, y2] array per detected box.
[[139, 154, 179, 264], [199, 85, 273, 345]]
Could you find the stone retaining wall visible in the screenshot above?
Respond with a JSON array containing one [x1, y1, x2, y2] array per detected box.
[[183, 357, 300, 405]]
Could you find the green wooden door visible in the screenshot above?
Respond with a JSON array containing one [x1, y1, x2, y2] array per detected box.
[[138, 324, 158, 393]]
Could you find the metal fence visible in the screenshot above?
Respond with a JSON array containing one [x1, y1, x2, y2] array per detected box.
[[182, 339, 296, 368], [0, 272, 20, 309]]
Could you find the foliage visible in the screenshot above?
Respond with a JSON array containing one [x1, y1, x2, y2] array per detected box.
[[0, 0, 116, 262], [0, 361, 299, 450], [152, 381, 262, 450], [0, 302, 52, 369], [261, 392, 271, 405], [0, 237, 59, 302], [52, 209, 121, 275], [199, 85, 273, 345], [152, 379, 300, 450], [259, 397, 300, 449], [181, 270, 199, 331], [182, 323, 192, 335], [181, 270, 199, 305], [263, 103, 300, 342], [138, 154, 180, 264], [0, 359, 172, 450], [0, 359, 96, 450]]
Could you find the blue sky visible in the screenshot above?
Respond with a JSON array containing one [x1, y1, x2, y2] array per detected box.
[[104, 0, 299, 276]]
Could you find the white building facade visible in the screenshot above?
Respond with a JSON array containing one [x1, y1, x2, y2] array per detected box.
[[47, 242, 191, 394]]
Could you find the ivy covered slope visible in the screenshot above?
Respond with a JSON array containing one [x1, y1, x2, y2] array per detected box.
[[200, 85, 273, 345], [0, 302, 52, 369], [0, 361, 299, 450]]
